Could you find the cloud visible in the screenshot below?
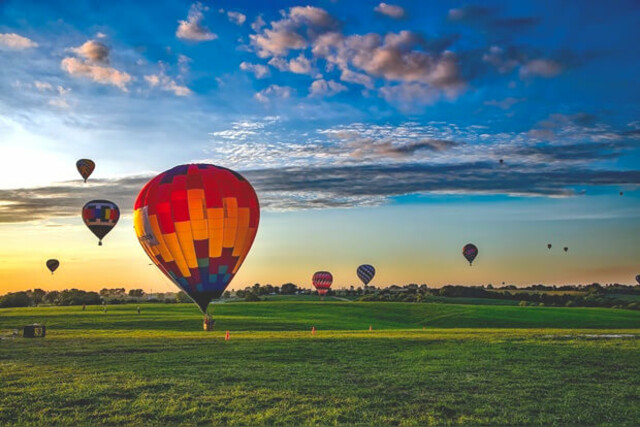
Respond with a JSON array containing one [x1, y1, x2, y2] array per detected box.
[[309, 79, 347, 97], [226, 11, 246, 25], [482, 46, 520, 74], [348, 139, 458, 159], [61, 57, 132, 91], [254, 84, 293, 102], [519, 58, 563, 79], [70, 40, 109, 62], [251, 15, 266, 32], [313, 31, 466, 94], [240, 62, 270, 78], [176, 2, 217, 41], [484, 97, 525, 110], [144, 73, 192, 96], [3, 162, 637, 221], [268, 53, 315, 75], [249, 6, 337, 58], [0, 33, 38, 50], [374, 3, 406, 19], [34, 81, 53, 92]]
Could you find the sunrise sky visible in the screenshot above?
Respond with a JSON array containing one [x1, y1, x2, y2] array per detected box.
[[1, 0, 639, 293]]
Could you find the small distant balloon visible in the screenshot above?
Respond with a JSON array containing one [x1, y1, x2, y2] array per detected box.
[[619, 191, 624, 196], [312, 271, 333, 296], [82, 200, 119, 246], [563, 247, 569, 252], [499, 159, 504, 165], [462, 243, 478, 266], [357, 264, 376, 286], [635, 274, 640, 285], [76, 159, 95, 183], [547, 243, 552, 250], [46, 259, 59, 275]]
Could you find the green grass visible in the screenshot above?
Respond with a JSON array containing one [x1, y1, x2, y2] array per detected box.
[[1, 303, 639, 425]]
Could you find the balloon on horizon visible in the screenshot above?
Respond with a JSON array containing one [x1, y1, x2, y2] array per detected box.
[[76, 159, 95, 183], [312, 271, 333, 297], [357, 264, 375, 286], [46, 259, 59, 275], [133, 164, 260, 317]]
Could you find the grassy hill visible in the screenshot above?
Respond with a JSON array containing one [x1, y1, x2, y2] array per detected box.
[[1, 302, 639, 425]]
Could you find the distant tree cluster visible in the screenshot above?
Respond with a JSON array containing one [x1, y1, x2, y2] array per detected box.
[[0, 289, 101, 308]]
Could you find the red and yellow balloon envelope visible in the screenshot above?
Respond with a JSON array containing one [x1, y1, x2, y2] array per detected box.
[[133, 164, 260, 315], [76, 159, 95, 183], [462, 243, 478, 266], [82, 200, 120, 246], [312, 271, 333, 297]]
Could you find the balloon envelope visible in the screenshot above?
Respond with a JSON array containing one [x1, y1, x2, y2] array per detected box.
[[462, 243, 478, 265], [46, 259, 59, 274], [82, 200, 120, 245], [76, 159, 95, 183], [357, 264, 375, 286], [636, 275, 640, 285], [564, 247, 569, 252], [134, 164, 260, 314], [547, 243, 552, 250], [312, 271, 333, 296]]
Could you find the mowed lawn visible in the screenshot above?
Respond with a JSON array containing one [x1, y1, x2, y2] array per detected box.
[[1, 302, 639, 425]]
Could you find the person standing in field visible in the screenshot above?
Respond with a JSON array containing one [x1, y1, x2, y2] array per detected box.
[[137, 306, 141, 314]]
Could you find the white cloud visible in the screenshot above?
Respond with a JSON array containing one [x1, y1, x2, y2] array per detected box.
[[144, 73, 192, 96], [254, 84, 292, 102], [176, 2, 217, 41], [519, 59, 562, 79], [61, 57, 132, 91], [0, 33, 38, 50], [268, 54, 315, 75], [226, 11, 246, 25], [484, 97, 525, 110], [374, 3, 406, 19], [309, 79, 347, 97], [70, 40, 109, 62], [240, 62, 270, 78], [34, 81, 53, 92]]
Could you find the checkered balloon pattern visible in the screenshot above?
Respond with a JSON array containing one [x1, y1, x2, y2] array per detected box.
[[462, 243, 478, 265], [357, 264, 376, 285], [312, 271, 333, 296], [82, 200, 120, 245], [133, 164, 260, 313]]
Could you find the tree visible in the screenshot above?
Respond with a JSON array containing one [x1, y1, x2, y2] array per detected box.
[[44, 291, 60, 305], [30, 289, 46, 305], [128, 289, 145, 297], [0, 292, 30, 308], [176, 291, 191, 303]]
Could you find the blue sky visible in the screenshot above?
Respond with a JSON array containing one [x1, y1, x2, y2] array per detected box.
[[0, 0, 639, 290]]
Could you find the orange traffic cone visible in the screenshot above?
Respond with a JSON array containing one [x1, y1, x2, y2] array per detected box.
[[225, 330, 230, 341], [311, 326, 316, 335]]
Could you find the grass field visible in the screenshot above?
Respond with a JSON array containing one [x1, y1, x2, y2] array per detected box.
[[1, 302, 639, 425]]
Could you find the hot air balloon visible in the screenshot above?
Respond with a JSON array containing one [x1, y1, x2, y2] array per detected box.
[[462, 243, 478, 266], [636, 275, 640, 285], [76, 159, 95, 183], [563, 247, 569, 252], [357, 264, 375, 286], [82, 200, 119, 246], [46, 259, 59, 275], [547, 243, 552, 250], [499, 159, 504, 165], [133, 164, 260, 323], [312, 271, 333, 298]]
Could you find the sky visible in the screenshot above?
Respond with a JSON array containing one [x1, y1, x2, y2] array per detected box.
[[0, 0, 639, 294]]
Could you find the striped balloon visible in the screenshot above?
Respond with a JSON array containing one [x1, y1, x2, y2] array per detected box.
[[76, 159, 95, 183], [312, 271, 333, 296], [82, 200, 120, 246], [357, 264, 375, 285]]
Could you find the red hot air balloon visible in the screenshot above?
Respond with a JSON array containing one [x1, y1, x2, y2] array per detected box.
[[133, 164, 260, 320], [46, 259, 59, 275], [462, 243, 478, 266], [312, 271, 333, 298], [82, 200, 119, 245], [76, 159, 95, 183]]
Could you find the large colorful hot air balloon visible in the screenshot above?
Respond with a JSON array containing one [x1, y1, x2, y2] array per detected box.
[[82, 200, 119, 246], [76, 159, 95, 183], [357, 264, 375, 286], [462, 243, 478, 266], [133, 164, 260, 319], [312, 271, 333, 297], [46, 259, 59, 275]]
